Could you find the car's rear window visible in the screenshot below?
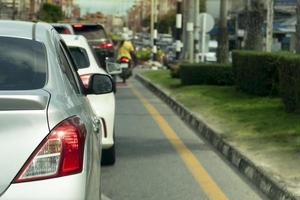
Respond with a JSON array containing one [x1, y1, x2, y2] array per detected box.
[[68, 47, 90, 69], [54, 26, 72, 34], [72, 25, 106, 40], [0, 37, 47, 90]]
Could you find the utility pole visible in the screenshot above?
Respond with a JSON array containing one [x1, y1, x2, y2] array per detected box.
[[153, 0, 158, 61], [151, 0, 158, 61], [187, 0, 195, 63], [266, 0, 274, 52], [150, 0, 154, 49], [175, 0, 183, 60], [194, 0, 200, 62]]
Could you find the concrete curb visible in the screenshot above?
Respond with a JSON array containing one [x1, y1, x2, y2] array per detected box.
[[135, 74, 299, 200]]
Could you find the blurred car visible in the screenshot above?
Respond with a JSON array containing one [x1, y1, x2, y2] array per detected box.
[[197, 40, 218, 62], [52, 23, 75, 34], [0, 20, 111, 200], [71, 23, 115, 70], [61, 34, 117, 165]]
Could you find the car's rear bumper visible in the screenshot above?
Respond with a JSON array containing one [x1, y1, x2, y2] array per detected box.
[[102, 138, 114, 149], [0, 173, 98, 200]]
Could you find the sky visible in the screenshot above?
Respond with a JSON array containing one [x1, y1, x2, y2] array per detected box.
[[75, 0, 137, 15]]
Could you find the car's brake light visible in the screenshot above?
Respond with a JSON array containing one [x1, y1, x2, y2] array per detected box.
[[14, 116, 86, 183], [95, 42, 113, 49], [73, 24, 83, 28], [80, 74, 91, 89]]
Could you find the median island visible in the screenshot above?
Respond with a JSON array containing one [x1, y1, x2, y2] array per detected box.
[[139, 52, 300, 198]]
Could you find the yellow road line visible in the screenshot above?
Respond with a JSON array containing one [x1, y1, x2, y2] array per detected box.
[[131, 86, 228, 200]]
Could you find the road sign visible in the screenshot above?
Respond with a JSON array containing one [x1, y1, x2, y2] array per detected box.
[[198, 13, 215, 33], [198, 13, 215, 62]]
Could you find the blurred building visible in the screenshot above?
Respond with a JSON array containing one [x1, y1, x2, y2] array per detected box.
[[0, 0, 45, 20], [127, 0, 176, 32], [106, 14, 124, 32], [83, 11, 106, 24], [158, 0, 176, 17]]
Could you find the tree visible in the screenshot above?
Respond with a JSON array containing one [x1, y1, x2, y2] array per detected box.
[[38, 3, 63, 23], [217, 0, 229, 63], [244, 0, 265, 50], [158, 11, 176, 34], [296, 0, 300, 53], [200, 0, 206, 12]]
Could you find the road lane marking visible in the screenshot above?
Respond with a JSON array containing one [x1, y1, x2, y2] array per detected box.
[[131, 86, 228, 200]]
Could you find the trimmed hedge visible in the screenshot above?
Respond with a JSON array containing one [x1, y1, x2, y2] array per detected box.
[[232, 51, 280, 96], [180, 63, 234, 85], [278, 54, 300, 113], [169, 63, 180, 78]]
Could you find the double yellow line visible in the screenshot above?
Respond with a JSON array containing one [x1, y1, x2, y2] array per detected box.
[[131, 86, 228, 200]]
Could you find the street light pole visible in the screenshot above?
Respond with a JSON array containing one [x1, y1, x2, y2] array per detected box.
[[150, 0, 158, 61], [194, 0, 200, 62], [187, 0, 195, 63], [153, 0, 158, 61], [175, 0, 183, 60]]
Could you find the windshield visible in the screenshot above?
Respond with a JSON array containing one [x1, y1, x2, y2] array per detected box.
[[72, 25, 106, 40], [0, 37, 47, 90]]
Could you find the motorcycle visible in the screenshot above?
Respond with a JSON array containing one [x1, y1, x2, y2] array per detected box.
[[118, 56, 132, 83]]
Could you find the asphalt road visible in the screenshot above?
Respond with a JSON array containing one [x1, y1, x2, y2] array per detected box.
[[101, 78, 268, 200]]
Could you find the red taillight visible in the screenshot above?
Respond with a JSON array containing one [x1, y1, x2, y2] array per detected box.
[[14, 116, 86, 183], [80, 74, 92, 89], [73, 24, 83, 28], [95, 42, 113, 49], [120, 57, 130, 63]]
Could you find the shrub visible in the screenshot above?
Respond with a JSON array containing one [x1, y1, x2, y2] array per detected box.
[[179, 63, 234, 85], [169, 63, 180, 78], [232, 51, 280, 96], [278, 54, 300, 113], [137, 48, 151, 62]]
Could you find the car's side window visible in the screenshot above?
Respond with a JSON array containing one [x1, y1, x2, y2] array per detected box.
[[60, 40, 86, 94], [58, 44, 80, 94]]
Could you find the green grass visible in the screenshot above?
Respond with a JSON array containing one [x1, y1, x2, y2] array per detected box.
[[141, 70, 300, 154]]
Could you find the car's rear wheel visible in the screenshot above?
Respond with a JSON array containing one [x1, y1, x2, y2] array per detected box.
[[101, 144, 115, 165]]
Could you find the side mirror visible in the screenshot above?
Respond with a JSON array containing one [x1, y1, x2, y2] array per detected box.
[[80, 74, 114, 94], [105, 58, 122, 75]]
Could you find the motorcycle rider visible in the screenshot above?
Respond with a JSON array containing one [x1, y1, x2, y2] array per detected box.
[[117, 33, 136, 83]]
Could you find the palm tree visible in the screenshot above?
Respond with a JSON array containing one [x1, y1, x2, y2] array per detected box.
[[296, 0, 300, 53], [217, 0, 229, 63], [244, 0, 265, 50]]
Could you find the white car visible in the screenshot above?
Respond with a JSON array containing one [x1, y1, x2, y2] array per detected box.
[[61, 34, 116, 165], [0, 21, 105, 200], [197, 40, 218, 62]]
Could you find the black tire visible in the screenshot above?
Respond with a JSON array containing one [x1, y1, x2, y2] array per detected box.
[[101, 144, 115, 165]]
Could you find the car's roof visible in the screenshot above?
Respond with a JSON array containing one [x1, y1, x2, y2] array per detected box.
[[61, 34, 107, 74], [61, 34, 88, 47], [72, 23, 104, 27], [0, 20, 53, 40]]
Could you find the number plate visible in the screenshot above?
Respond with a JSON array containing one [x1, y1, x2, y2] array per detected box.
[[120, 63, 129, 69]]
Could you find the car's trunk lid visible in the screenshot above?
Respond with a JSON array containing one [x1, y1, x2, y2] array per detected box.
[[0, 90, 50, 196]]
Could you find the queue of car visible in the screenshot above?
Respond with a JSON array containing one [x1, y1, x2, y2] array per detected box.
[[0, 20, 117, 200]]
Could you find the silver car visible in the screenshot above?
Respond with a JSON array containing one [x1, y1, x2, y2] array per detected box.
[[0, 20, 112, 200]]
